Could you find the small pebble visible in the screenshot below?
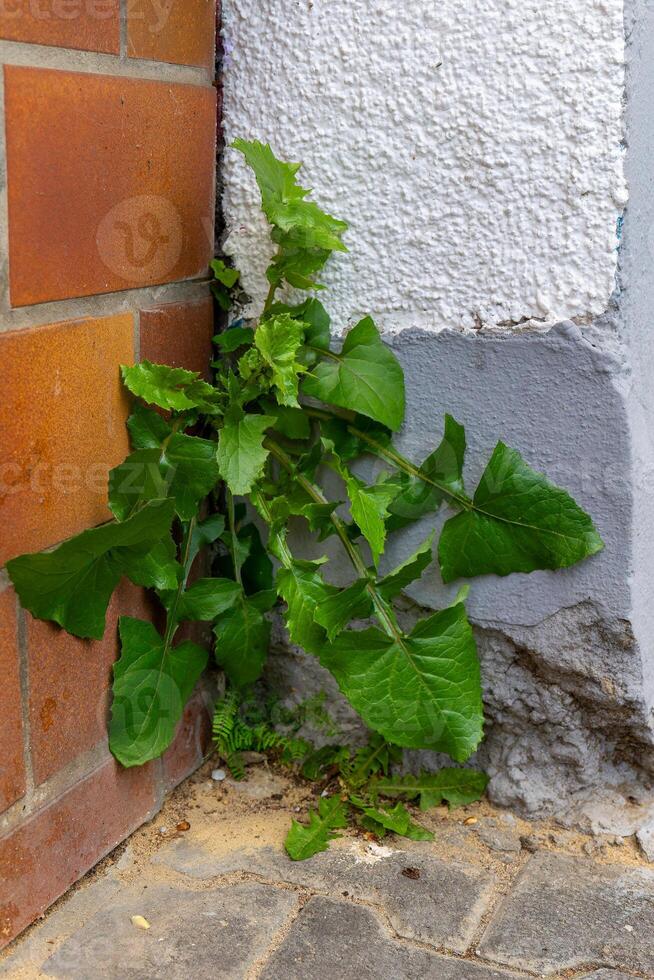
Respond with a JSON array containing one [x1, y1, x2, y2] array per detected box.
[[520, 834, 540, 853], [625, 924, 634, 933], [131, 916, 150, 931], [176, 820, 191, 833], [463, 817, 478, 826], [158, 827, 168, 836], [211, 769, 227, 782]]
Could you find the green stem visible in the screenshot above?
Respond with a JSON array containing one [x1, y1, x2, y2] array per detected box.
[[265, 438, 402, 643], [262, 249, 284, 314], [162, 516, 197, 651], [227, 490, 243, 586], [302, 405, 471, 511]]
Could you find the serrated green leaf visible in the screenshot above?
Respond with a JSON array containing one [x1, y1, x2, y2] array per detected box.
[[350, 799, 433, 841], [335, 462, 399, 566], [161, 435, 220, 520], [270, 298, 330, 364], [319, 603, 483, 761], [110, 616, 208, 767], [6, 500, 176, 640], [315, 579, 372, 641], [211, 258, 240, 288], [285, 795, 349, 861], [265, 403, 311, 440], [121, 361, 221, 414], [174, 578, 241, 622], [216, 414, 274, 496], [127, 404, 172, 450], [377, 534, 435, 601], [373, 768, 489, 811], [213, 326, 255, 354], [127, 537, 181, 592], [303, 317, 405, 431], [109, 435, 220, 522], [439, 442, 605, 582], [276, 559, 336, 654], [343, 734, 401, 788], [213, 593, 270, 688], [189, 514, 225, 566], [389, 415, 467, 527], [234, 139, 347, 293], [254, 314, 305, 407], [319, 416, 391, 463]]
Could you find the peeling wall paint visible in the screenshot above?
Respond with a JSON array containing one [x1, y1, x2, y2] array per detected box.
[[221, 0, 626, 333]]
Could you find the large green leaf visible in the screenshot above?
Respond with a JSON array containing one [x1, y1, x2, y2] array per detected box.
[[6, 500, 176, 640], [216, 414, 274, 496], [109, 434, 220, 521], [276, 559, 335, 654], [175, 579, 241, 622], [285, 795, 349, 861], [439, 443, 604, 582], [377, 534, 435, 600], [110, 616, 208, 767], [315, 580, 372, 641], [373, 768, 489, 811], [213, 326, 254, 354], [121, 361, 221, 414], [319, 602, 483, 761], [127, 404, 172, 449], [254, 314, 305, 407], [389, 415, 467, 527], [161, 435, 221, 520], [303, 317, 405, 431], [213, 593, 271, 688]]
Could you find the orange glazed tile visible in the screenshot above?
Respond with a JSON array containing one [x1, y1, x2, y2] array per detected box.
[[4, 66, 216, 307], [128, 0, 215, 68], [0, 314, 134, 566], [0, 0, 119, 54], [27, 581, 160, 785], [140, 295, 214, 378], [0, 588, 26, 813]]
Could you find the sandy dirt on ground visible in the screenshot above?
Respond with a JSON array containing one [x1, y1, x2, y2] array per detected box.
[[2, 753, 652, 978]]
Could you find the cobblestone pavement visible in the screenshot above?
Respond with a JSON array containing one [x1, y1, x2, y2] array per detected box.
[[2, 764, 654, 979]]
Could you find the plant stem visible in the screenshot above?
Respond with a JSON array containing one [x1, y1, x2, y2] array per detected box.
[[226, 490, 243, 586], [302, 405, 471, 511], [262, 250, 283, 314], [162, 516, 196, 651], [265, 438, 402, 643]]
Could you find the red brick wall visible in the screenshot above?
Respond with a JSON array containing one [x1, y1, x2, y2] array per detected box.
[[0, 2, 218, 948]]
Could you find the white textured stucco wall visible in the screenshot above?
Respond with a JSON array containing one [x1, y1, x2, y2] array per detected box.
[[222, 0, 626, 333]]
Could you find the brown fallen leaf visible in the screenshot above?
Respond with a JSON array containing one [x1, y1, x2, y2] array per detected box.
[[401, 867, 421, 880]]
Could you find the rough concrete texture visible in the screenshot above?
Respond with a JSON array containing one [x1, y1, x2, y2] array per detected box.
[[42, 882, 298, 979], [154, 839, 495, 953], [479, 852, 654, 974], [222, 0, 625, 331], [260, 896, 517, 980]]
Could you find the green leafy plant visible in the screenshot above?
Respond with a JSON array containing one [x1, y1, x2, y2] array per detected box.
[[5, 140, 604, 859]]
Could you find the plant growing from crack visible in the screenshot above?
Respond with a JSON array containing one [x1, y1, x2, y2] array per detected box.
[[5, 140, 604, 859]]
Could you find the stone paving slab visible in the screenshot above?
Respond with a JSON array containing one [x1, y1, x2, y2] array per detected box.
[[40, 881, 297, 979], [478, 852, 654, 975], [579, 972, 640, 979], [154, 836, 495, 954], [260, 896, 520, 980]]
